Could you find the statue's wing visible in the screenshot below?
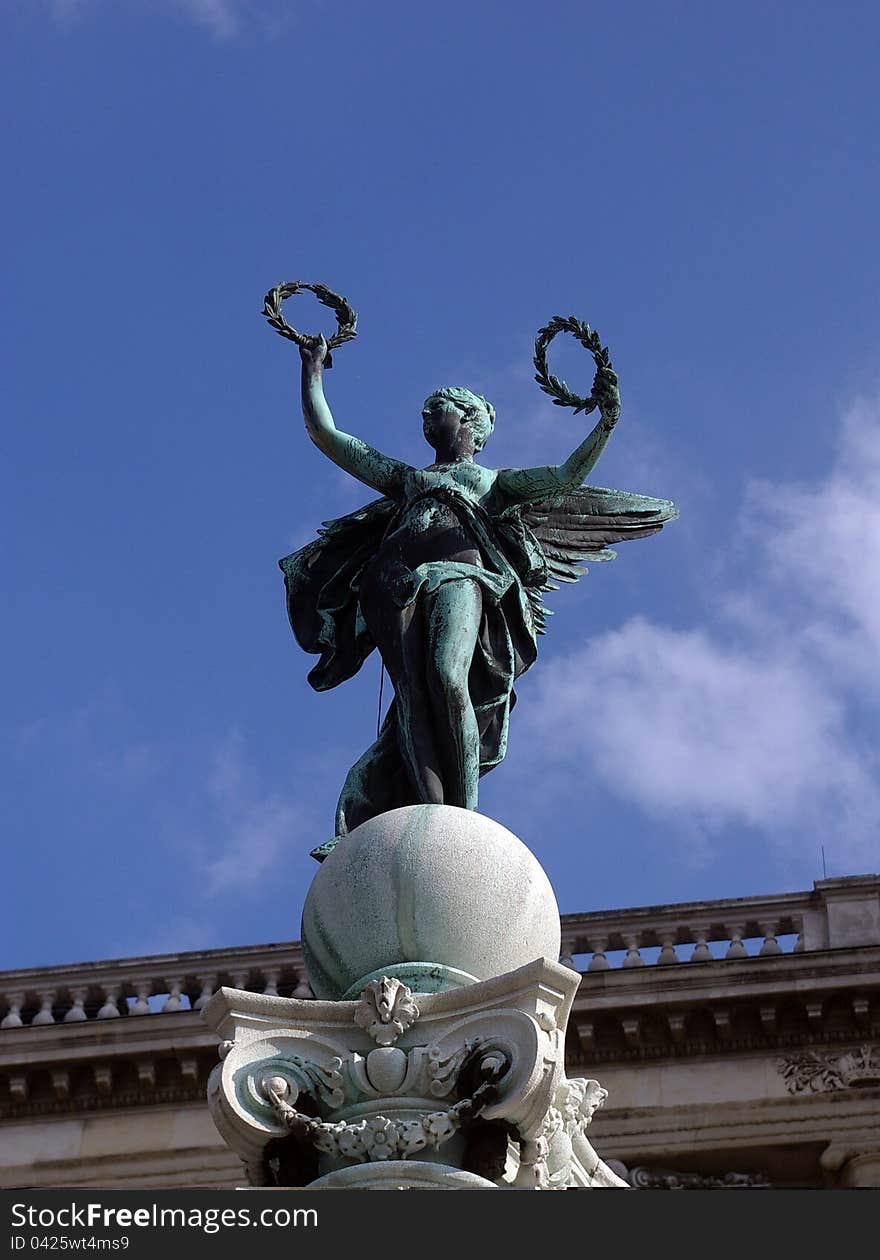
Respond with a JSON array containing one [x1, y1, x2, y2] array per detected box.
[[520, 485, 677, 632], [279, 497, 397, 690]]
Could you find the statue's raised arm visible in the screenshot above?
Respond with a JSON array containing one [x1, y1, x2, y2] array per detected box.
[[497, 360, 621, 505], [298, 336, 409, 496]]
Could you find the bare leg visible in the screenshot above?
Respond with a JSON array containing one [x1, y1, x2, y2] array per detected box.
[[425, 579, 483, 810], [396, 603, 447, 803]]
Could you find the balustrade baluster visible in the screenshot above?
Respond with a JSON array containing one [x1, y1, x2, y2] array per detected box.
[[657, 937, 679, 965], [725, 925, 748, 959], [31, 993, 56, 1025], [64, 990, 87, 1022], [689, 930, 712, 962], [292, 976, 312, 999], [1, 995, 24, 1029], [263, 970, 280, 997], [193, 977, 215, 1011], [130, 982, 151, 1015], [587, 939, 610, 971], [97, 988, 121, 1019], [622, 935, 645, 967], [162, 980, 184, 1013], [759, 922, 782, 955]]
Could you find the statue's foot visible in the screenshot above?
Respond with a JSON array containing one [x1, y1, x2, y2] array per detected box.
[[309, 836, 342, 864]]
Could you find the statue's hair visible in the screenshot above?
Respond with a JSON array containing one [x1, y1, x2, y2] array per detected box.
[[421, 387, 496, 452]]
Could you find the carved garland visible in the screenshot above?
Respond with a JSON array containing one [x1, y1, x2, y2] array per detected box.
[[263, 1043, 511, 1166]]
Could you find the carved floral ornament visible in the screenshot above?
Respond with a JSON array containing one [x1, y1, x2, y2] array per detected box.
[[354, 977, 420, 1046], [778, 1044, 880, 1094]]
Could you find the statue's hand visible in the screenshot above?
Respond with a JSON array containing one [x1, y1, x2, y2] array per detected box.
[[299, 334, 330, 372], [592, 364, 620, 419]]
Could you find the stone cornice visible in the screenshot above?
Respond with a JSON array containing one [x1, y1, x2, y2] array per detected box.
[[569, 947, 880, 1063]]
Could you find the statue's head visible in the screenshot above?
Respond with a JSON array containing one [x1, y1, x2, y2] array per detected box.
[[421, 387, 496, 455]]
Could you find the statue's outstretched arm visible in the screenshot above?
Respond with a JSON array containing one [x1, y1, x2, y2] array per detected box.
[[299, 337, 409, 495], [497, 366, 621, 504]]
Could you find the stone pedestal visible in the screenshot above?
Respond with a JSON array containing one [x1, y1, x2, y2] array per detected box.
[[203, 805, 626, 1189]]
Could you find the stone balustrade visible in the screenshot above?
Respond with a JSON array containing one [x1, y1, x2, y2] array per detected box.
[[563, 876, 880, 1067], [0, 941, 311, 1030], [1, 875, 877, 1031], [559, 875, 880, 970]]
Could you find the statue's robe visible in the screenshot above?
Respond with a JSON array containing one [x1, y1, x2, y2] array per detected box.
[[280, 485, 676, 844]]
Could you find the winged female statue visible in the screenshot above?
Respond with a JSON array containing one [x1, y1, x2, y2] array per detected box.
[[269, 288, 677, 856]]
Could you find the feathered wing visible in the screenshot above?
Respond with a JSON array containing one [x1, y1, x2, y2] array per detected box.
[[520, 485, 678, 632]]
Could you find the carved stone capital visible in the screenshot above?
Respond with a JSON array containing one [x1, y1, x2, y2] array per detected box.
[[202, 958, 622, 1189]]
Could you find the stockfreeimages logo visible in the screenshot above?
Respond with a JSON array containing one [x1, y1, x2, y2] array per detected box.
[[10, 1202, 318, 1237]]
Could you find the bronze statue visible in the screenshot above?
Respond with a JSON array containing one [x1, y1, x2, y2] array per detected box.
[[264, 284, 677, 855]]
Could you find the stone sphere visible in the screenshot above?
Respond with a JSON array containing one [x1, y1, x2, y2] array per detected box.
[[301, 804, 561, 1000]]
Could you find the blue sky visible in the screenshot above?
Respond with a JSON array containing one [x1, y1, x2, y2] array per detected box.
[[2, 0, 879, 969]]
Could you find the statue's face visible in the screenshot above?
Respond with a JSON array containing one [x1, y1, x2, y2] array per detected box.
[[426, 402, 490, 459]]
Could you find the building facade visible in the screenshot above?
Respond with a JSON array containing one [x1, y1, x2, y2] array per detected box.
[[1, 875, 878, 1189]]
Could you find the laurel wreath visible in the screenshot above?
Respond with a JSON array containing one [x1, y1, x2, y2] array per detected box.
[[533, 315, 616, 416], [261, 281, 358, 369]]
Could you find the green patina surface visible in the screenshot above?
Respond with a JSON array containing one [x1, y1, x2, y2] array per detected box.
[[269, 290, 677, 851]]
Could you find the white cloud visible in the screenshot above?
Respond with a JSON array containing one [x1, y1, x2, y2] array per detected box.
[[46, 0, 242, 38], [121, 913, 219, 958], [16, 689, 159, 784], [202, 729, 314, 895], [174, 0, 239, 38], [743, 400, 880, 688], [518, 398, 880, 872]]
